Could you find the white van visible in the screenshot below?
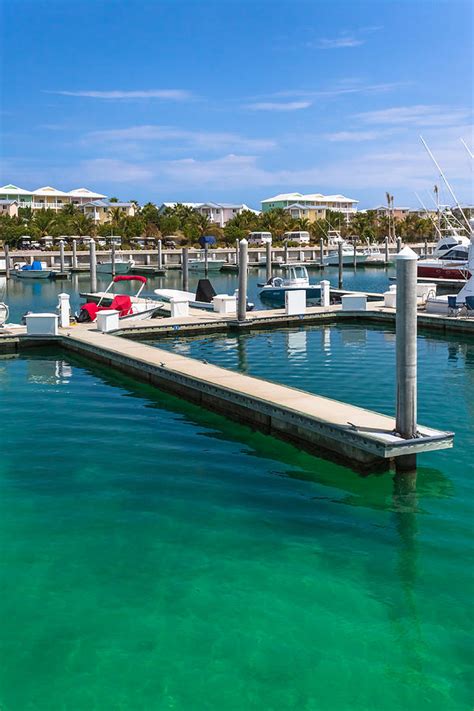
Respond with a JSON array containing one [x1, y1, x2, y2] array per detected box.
[[248, 231, 272, 245], [283, 231, 310, 244]]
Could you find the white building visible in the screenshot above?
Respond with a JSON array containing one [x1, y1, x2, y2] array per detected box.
[[261, 192, 358, 220], [159, 202, 259, 226]]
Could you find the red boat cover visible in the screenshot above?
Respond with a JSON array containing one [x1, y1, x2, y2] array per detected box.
[[113, 275, 147, 284], [109, 294, 133, 316], [80, 302, 100, 321]]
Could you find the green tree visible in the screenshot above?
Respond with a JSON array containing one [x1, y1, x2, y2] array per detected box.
[[70, 213, 95, 236], [0, 215, 25, 246], [31, 209, 57, 237]]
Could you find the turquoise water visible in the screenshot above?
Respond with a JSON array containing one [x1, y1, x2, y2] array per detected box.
[[1, 265, 396, 323], [0, 328, 473, 709]]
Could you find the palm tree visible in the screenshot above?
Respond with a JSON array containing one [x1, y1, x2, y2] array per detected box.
[[32, 209, 57, 237], [70, 214, 95, 236], [109, 197, 119, 203], [62, 203, 78, 217], [295, 217, 311, 231]]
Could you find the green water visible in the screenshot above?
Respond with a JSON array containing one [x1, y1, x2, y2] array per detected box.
[[0, 337, 472, 710]]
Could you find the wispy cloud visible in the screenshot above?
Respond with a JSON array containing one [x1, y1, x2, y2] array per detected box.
[[313, 36, 364, 49], [246, 101, 312, 111], [262, 81, 409, 100], [87, 125, 275, 151], [325, 130, 387, 142], [355, 105, 472, 127], [46, 89, 193, 100]]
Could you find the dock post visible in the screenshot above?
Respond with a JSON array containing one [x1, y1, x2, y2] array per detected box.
[[424, 238, 428, 257], [237, 238, 248, 321], [157, 239, 163, 270], [59, 240, 65, 273], [353, 239, 357, 269], [4, 243, 10, 279], [111, 240, 116, 276], [385, 236, 389, 265], [72, 239, 78, 269], [89, 238, 97, 292], [320, 279, 330, 307], [58, 293, 70, 328], [284, 241, 289, 265], [204, 243, 209, 275], [396, 236, 402, 253], [395, 246, 418, 471], [320, 238, 324, 268], [235, 238, 239, 266], [265, 240, 272, 282], [182, 247, 189, 292], [338, 241, 343, 289]]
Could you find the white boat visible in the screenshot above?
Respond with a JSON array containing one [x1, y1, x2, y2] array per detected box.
[[96, 259, 134, 275], [13, 260, 52, 279], [259, 265, 321, 306], [155, 280, 254, 311], [323, 237, 381, 266], [428, 230, 470, 258], [78, 275, 164, 322], [188, 252, 226, 272], [425, 220, 474, 314]]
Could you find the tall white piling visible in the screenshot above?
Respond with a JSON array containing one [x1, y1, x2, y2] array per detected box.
[[424, 238, 428, 257], [320, 238, 324, 268], [385, 236, 389, 265], [72, 239, 78, 269], [396, 236, 402, 253], [58, 293, 70, 328], [320, 279, 330, 307], [111, 240, 116, 276], [237, 238, 248, 322], [182, 247, 189, 292], [338, 241, 343, 289], [4, 243, 10, 279], [396, 247, 418, 441], [59, 240, 65, 273], [353, 238, 357, 269], [284, 241, 289, 265], [265, 239, 272, 282], [157, 239, 163, 270], [89, 238, 97, 292], [235, 238, 240, 266], [204, 243, 209, 274]]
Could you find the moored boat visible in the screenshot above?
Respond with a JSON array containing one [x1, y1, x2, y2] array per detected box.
[[78, 275, 164, 322], [13, 261, 52, 279], [96, 259, 134, 275], [259, 265, 320, 306]]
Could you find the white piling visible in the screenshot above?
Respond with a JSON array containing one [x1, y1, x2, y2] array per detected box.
[[235, 238, 240, 266], [111, 240, 116, 276], [284, 241, 289, 265], [396, 236, 402, 253], [89, 239, 97, 292], [320, 238, 324, 267], [204, 243, 209, 274], [59, 240, 65, 273], [353, 239, 357, 269], [72, 239, 78, 269], [338, 241, 343, 289], [384, 236, 389, 265], [58, 293, 70, 328], [157, 239, 163, 270], [320, 280, 330, 307], [265, 240, 272, 282], [237, 238, 248, 322], [396, 247, 418, 440]]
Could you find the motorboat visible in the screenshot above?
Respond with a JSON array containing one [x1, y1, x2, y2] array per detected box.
[[425, 220, 474, 314], [13, 260, 52, 279], [155, 279, 254, 311], [259, 265, 321, 306], [323, 238, 382, 266], [417, 242, 470, 280], [426, 230, 470, 258], [188, 254, 226, 272], [96, 258, 134, 275], [78, 275, 164, 322]]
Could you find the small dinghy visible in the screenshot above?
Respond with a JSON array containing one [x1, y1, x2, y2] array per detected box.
[[13, 260, 52, 279]]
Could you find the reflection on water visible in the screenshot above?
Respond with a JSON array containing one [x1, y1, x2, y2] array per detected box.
[[26, 359, 72, 384]]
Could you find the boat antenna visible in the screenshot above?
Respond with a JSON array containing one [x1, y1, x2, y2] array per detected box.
[[420, 135, 471, 231], [426, 191, 466, 232], [460, 138, 474, 159], [414, 192, 443, 238]]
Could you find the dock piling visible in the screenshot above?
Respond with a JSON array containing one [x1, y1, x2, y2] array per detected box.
[[284, 242, 289, 266], [157, 239, 163, 270], [4, 243, 10, 279], [353, 238, 357, 269], [384, 236, 389, 265], [338, 241, 343, 289], [237, 238, 248, 321], [72, 239, 78, 270], [265, 240, 272, 282], [320, 238, 324, 268], [235, 238, 239, 267], [204, 243, 209, 275], [182, 247, 189, 292], [111, 240, 116, 277], [424, 238, 428, 257], [395, 246, 418, 446], [396, 236, 402, 253], [59, 240, 65, 273], [320, 279, 330, 307], [89, 239, 97, 292]]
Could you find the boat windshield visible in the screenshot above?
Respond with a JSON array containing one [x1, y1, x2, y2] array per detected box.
[[289, 266, 308, 280]]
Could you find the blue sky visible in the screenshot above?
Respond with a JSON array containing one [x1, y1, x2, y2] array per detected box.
[[1, 0, 472, 208]]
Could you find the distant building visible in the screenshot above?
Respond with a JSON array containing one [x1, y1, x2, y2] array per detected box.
[[261, 192, 358, 220], [158, 202, 259, 227], [370, 206, 411, 221], [80, 200, 137, 224], [0, 184, 107, 211], [0, 200, 19, 218]]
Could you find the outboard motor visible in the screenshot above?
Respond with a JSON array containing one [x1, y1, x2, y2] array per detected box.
[[195, 279, 216, 303]]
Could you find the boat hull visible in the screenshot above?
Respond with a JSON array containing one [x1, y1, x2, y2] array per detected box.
[[188, 261, 225, 272], [260, 285, 321, 307], [96, 261, 133, 275], [13, 270, 52, 279], [417, 265, 471, 280]]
